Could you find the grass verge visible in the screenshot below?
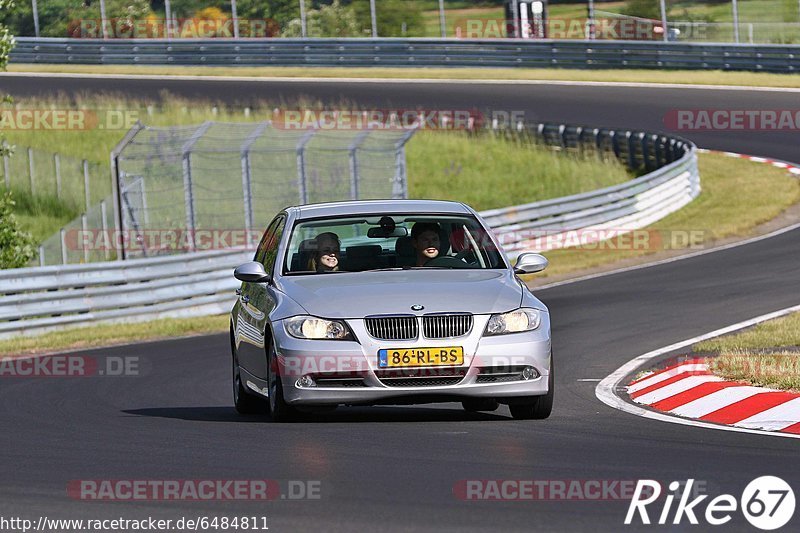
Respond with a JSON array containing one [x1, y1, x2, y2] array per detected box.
[[694, 311, 800, 352], [694, 311, 800, 391], [8, 64, 800, 89], [0, 315, 229, 357]]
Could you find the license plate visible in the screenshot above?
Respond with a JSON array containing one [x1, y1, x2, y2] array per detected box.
[[378, 347, 464, 368]]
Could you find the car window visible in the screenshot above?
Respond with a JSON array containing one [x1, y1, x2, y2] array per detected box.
[[255, 216, 286, 274], [282, 214, 506, 274], [254, 217, 281, 265]]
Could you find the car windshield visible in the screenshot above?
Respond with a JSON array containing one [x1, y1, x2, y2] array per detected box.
[[283, 214, 506, 274]]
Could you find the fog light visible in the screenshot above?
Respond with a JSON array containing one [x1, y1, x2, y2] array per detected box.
[[296, 375, 315, 388], [522, 366, 540, 380]]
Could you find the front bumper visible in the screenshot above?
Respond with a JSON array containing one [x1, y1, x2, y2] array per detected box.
[[272, 314, 552, 406]]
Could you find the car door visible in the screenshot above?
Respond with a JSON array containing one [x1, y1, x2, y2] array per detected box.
[[237, 215, 285, 380]]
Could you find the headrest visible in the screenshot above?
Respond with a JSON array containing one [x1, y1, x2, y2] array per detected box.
[[346, 245, 382, 258], [395, 236, 414, 257]]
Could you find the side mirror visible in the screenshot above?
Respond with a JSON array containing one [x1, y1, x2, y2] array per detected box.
[[514, 253, 548, 274], [234, 261, 270, 283]]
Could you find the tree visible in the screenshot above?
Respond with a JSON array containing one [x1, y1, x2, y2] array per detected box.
[[282, 0, 359, 37], [0, 1, 36, 269], [0, 192, 36, 269], [351, 0, 424, 37]]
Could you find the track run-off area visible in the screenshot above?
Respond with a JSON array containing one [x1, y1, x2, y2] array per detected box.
[[0, 74, 799, 532]]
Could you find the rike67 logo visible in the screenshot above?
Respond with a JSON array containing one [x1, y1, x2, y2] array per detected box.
[[626, 477, 795, 530]]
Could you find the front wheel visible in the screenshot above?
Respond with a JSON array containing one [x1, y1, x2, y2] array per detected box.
[[267, 340, 300, 422], [509, 355, 554, 420], [231, 330, 267, 415]]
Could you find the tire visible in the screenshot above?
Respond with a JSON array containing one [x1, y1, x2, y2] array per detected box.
[[509, 355, 554, 420], [231, 329, 267, 415], [266, 340, 300, 422], [462, 398, 499, 412]]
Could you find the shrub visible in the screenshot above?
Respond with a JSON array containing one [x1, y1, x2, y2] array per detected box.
[[0, 191, 36, 269]]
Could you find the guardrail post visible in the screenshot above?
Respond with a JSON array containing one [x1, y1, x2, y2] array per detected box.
[[28, 148, 35, 196], [83, 159, 91, 211], [101, 200, 110, 261], [38, 245, 44, 267], [54, 153, 62, 199], [60, 228, 67, 265]]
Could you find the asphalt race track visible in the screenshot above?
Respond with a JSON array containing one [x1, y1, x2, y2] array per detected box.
[[1, 75, 799, 531]]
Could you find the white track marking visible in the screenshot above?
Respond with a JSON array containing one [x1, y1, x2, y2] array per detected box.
[[634, 376, 723, 405], [733, 398, 800, 431], [627, 363, 708, 393], [595, 303, 800, 440], [670, 386, 767, 418]]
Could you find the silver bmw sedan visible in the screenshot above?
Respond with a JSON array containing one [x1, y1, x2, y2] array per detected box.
[[230, 199, 552, 421]]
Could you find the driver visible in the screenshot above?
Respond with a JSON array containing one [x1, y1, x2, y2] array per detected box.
[[410, 222, 441, 267]]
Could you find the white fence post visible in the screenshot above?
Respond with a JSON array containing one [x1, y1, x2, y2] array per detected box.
[[83, 160, 91, 212], [54, 153, 62, 199], [60, 228, 68, 265], [81, 213, 89, 263], [101, 200, 110, 261], [28, 148, 35, 196]]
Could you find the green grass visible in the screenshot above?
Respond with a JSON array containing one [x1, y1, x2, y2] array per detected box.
[[695, 311, 800, 352], [9, 64, 800, 88], [7, 187, 78, 243], [407, 130, 629, 210], [524, 152, 800, 279], [694, 311, 800, 392], [0, 315, 230, 357], [707, 351, 800, 391]]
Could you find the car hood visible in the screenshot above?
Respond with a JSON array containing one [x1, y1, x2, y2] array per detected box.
[[277, 270, 524, 319]]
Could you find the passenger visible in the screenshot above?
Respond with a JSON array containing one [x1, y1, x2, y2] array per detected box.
[[309, 232, 341, 272], [410, 222, 441, 267]]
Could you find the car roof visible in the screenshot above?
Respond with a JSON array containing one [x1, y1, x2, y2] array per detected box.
[[289, 199, 472, 220]]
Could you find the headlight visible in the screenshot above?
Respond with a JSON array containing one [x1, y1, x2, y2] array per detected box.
[[284, 316, 353, 340], [484, 309, 541, 335]]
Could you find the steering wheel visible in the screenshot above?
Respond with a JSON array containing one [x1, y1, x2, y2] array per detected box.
[[424, 255, 471, 268]]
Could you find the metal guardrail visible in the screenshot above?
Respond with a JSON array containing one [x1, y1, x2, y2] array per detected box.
[[0, 122, 698, 339], [9, 37, 800, 73], [485, 124, 698, 255], [0, 249, 251, 339]]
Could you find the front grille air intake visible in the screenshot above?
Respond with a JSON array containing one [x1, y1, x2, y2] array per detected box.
[[365, 316, 418, 340], [423, 314, 473, 339]]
